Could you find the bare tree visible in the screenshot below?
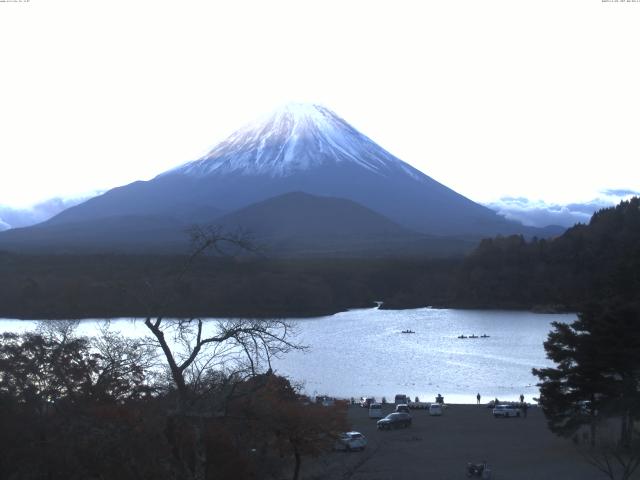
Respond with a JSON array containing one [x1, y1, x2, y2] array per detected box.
[[142, 226, 303, 480], [91, 322, 159, 400], [36, 319, 80, 343], [144, 317, 301, 412]]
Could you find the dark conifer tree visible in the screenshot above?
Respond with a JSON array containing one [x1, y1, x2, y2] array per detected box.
[[533, 301, 640, 446]]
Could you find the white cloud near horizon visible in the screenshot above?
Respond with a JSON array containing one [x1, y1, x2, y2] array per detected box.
[[485, 191, 640, 228], [0, 194, 97, 231]]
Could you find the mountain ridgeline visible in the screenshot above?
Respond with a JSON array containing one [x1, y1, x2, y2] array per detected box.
[[0, 103, 561, 256]]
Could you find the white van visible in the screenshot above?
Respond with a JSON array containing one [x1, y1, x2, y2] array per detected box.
[[429, 403, 443, 416], [369, 403, 383, 419]]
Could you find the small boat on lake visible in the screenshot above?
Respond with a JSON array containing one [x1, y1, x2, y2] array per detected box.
[[469, 334, 478, 339], [457, 334, 467, 339], [401, 330, 415, 334], [480, 334, 490, 338]]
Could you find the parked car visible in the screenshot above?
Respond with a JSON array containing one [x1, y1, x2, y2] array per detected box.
[[334, 432, 367, 451], [369, 402, 384, 419], [492, 404, 521, 417], [360, 396, 375, 408], [429, 403, 443, 416], [377, 412, 412, 430], [395, 403, 410, 413]]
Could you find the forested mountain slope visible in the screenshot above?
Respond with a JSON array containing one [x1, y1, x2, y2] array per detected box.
[[448, 197, 640, 310]]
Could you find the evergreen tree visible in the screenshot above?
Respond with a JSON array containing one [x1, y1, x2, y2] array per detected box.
[[533, 301, 640, 446]]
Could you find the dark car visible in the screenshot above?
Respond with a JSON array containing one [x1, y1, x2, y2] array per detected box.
[[377, 412, 412, 430]]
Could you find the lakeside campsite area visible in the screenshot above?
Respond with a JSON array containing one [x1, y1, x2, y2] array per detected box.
[[302, 403, 604, 480]]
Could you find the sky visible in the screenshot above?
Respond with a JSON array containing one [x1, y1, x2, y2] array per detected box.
[[1, 0, 639, 226]]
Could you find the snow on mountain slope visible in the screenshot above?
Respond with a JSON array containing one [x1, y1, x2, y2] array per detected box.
[[166, 103, 424, 181]]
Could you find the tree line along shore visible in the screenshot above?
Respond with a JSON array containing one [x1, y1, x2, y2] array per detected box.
[[1, 198, 638, 319]]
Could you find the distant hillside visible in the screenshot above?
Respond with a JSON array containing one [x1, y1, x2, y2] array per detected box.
[[218, 191, 410, 238], [215, 192, 476, 257], [0, 214, 195, 254], [0, 191, 477, 257], [377, 198, 640, 310], [450, 198, 640, 310]]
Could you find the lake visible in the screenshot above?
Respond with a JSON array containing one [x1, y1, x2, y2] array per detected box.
[[0, 307, 575, 404]]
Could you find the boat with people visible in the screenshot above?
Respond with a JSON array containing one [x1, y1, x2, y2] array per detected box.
[[480, 334, 490, 338], [401, 329, 415, 334], [457, 334, 467, 339]]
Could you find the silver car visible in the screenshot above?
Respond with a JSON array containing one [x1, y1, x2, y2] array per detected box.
[[334, 431, 367, 451], [492, 404, 521, 418]]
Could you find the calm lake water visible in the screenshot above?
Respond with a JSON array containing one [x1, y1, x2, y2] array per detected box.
[[0, 307, 576, 404]]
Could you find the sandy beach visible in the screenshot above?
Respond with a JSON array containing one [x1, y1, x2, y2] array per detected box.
[[300, 403, 619, 480]]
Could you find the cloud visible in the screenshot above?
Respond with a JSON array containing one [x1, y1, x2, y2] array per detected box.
[[486, 197, 616, 228], [0, 193, 100, 230], [484, 189, 639, 228], [601, 189, 640, 197], [563, 202, 606, 215]]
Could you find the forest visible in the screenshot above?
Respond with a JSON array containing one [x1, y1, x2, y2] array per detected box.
[[453, 197, 640, 310], [1, 198, 638, 319]]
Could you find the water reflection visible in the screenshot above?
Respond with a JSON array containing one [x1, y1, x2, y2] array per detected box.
[[0, 308, 575, 404]]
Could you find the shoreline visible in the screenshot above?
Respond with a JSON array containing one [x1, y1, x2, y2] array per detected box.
[[0, 304, 577, 322]]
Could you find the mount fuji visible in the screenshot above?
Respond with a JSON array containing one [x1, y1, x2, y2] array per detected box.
[[0, 103, 561, 254]]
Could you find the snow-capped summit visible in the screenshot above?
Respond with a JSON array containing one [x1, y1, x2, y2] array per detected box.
[[169, 103, 422, 180]]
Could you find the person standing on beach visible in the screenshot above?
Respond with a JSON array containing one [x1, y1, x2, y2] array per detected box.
[[477, 393, 481, 405], [520, 394, 524, 403]]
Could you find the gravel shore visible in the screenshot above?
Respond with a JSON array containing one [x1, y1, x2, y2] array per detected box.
[[301, 403, 614, 480]]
